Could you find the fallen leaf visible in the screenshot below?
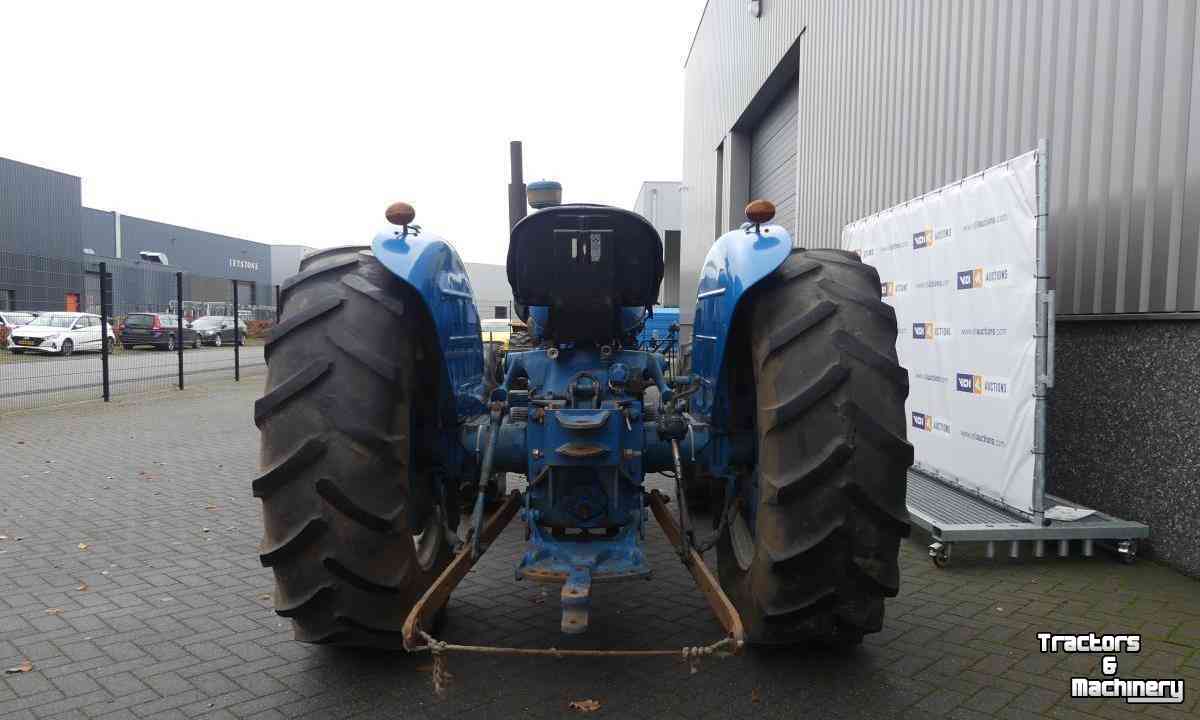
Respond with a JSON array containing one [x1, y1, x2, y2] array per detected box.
[[257, 593, 271, 602], [45, 608, 63, 616], [77, 543, 89, 551], [568, 699, 601, 713], [205, 504, 218, 511], [77, 581, 89, 592], [751, 688, 762, 704], [5, 659, 33, 674]]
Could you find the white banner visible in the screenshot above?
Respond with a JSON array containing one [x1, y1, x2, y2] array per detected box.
[[842, 150, 1039, 515]]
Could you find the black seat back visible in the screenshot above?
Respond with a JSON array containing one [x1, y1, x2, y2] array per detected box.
[[507, 205, 663, 343]]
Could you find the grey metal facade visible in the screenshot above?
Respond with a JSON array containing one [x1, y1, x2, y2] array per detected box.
[[81, 207, 118, 258], [683, 0, 1200, 321], [0, 158, 85, 310], [464, 262, 514, 320], [748, 79, 799, 240], [116, 215, 272, 304], [270, 244, 315, 288], [633, 181, 684, 306], [2, 155, 276, 311], [0, 157, 82, 261]]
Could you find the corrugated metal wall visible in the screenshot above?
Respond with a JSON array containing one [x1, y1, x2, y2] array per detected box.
[[81, 208, 118, 258], [682, 0, 1200, 320], [749, 80, 800, 239], [0, 157, 82, 261], [118, 215, 272, 301]]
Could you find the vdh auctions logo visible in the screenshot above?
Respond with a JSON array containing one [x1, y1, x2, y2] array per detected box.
[[912, 322, 951, 340], [957, 264, 1012, 290], [910, 411, 950, 436], [912, 226, 951, 250], [881, 280, 907, 298], [956, 372, 1009, 396]]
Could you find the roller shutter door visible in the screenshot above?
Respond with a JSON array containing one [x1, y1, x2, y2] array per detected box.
[[748, 80, 798, 239]]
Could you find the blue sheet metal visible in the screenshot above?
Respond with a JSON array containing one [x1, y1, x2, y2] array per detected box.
[[637, 306, 679, 349], [517, 512, 650, 584], [371, 228, 486, 419], [689, 222, 792, 424]]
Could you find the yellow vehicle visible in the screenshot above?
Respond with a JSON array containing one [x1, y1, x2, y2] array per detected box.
[[479, 318, 512, 348]]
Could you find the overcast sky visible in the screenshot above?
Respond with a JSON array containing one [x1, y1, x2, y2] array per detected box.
[[0, 1, 702, 265]]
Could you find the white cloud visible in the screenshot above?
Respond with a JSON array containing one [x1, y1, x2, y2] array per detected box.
[[0, 0, 701, 264]]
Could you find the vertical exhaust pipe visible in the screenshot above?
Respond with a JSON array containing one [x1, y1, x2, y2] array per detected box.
[[508, 140, 527, 230]]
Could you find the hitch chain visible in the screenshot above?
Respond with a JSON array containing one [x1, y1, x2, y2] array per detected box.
[[415, 631, 736, 692], [692, 492, 739, 556]]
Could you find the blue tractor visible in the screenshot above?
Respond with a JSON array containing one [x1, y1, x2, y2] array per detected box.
[[253, 198, 911, 659]]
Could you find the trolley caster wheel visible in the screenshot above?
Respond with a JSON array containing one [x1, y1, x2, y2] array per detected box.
[[1117, 539, 1138, 565], [929, 542, 951, 568]]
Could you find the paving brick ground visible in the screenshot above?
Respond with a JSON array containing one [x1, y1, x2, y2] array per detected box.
[[0, 379, 1197, 719]]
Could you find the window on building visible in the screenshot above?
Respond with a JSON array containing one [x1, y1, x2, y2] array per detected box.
[[494, 306, 507, 319], [0, 289, 14, 311]]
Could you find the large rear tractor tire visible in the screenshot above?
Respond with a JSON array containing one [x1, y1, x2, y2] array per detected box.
[[254, 246, 456, 648], [718, 248, 913, 646]]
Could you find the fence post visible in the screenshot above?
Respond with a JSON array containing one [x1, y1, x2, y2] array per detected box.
[[176, 272, 184, 390], [275, 284, 281, 323], [233, 281, 240, 382], [100, 262, 111, 402]]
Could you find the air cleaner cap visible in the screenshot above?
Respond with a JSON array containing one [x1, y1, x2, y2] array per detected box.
[[527, 180, 563, 209]]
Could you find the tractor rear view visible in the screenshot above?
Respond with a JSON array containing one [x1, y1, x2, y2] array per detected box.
[[253, 194, 911, 664]]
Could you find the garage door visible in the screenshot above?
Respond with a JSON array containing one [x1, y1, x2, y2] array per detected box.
[[749, 79, 798, 240]]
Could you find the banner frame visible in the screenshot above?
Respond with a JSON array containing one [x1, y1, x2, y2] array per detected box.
[[842, 141, 1052, 522]]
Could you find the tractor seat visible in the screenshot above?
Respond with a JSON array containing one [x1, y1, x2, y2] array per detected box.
[[507, 205, 664, 344]]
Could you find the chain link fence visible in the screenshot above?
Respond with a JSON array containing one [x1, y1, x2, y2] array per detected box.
[[1, 264, 274, 412]]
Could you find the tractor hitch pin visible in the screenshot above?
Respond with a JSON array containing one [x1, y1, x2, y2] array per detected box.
[[468, 403, 504, 559]]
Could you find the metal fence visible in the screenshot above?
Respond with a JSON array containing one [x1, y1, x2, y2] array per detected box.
[[1, 265, 274, 412]]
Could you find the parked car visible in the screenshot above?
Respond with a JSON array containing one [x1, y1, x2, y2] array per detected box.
[[120, 313, 199, 350], [0, 311, 37, 349], [9, 312, 115, 356], [190, 316, 247, 347]]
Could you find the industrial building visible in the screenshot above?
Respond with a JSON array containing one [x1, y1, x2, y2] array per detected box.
[[1, 156, 273, 315], [683, 1, 1200, 576], [270, 244, 316, 290], [633, 181, 682, 308]]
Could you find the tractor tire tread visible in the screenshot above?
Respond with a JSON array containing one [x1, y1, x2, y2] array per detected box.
[[765, 300, 838, 359], [253, 360, 333, 427], [258, 516, 327, 567], [315, 477, 405, 533], [255, 248, 453, 649], [718, 247, 911, 646], [280, 255, 361, 295], [342, 273, 407, 319]]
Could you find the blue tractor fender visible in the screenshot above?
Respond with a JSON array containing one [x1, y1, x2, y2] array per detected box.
[[689, 223, 793, 425], [371, 228, 487, 420]]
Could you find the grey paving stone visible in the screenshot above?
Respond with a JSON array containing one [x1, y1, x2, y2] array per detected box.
[[0, 380, 1196, 719]]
